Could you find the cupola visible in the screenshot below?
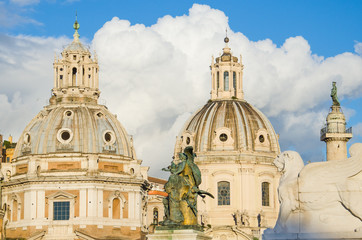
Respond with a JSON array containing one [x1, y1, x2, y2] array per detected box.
[[210, 36, 244, 100], [51, 16, 100, 104]]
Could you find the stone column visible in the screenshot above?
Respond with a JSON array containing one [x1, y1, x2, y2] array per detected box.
[[320, 106, 352, 161]]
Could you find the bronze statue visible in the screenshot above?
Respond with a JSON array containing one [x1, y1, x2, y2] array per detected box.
[[160, 146, 213, 226], [331, 81, 340, 106]]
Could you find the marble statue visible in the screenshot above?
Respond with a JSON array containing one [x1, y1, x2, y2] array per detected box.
[[267, 143, 362, 237], [160, 146, 214, 226], [331, 81, 340, 106], [241, 210, 250, 227]]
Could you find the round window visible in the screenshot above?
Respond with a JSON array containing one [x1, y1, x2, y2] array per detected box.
[[186, 137, 191, 145], [96, 112, 103, 118], [219, 133, 228, 142], [61, 131, 71, 141], [65, 110, 72, 117], [130, 168, 135, 174], [259, 135, 265, 143], [57, 128, 73, 144]]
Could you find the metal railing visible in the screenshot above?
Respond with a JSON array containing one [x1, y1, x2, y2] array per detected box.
[[320, 125, 352, 135]]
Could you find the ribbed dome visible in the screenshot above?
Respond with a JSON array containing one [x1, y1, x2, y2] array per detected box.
[[64, 40, 90, 53], [175, 100, 280, 159], [14, 104, 135, 158]]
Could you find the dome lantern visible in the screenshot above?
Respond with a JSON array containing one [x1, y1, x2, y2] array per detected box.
[[211, 36, 244, 100], [52, 17, 100, 105]]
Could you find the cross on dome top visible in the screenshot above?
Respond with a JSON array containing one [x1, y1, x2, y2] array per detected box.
[[73, 13, 80, 42]]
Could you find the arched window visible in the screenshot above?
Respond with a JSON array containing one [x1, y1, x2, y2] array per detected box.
[[12, 199, 18, 222], [153, 208, 159, 225], [72, 67, 77, 86], [233, 72, 236, 90], [108, 191, 126, 219], [112, 198, 121, 219], [224, 72, 229, 91], [218, 181, 230, 205], [262, 182, 270, 206], [217, 72, 220, 89]]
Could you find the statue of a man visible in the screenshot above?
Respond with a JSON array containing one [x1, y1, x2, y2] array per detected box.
[[331, 81, 340, 106], [160, 146, 213, 226]]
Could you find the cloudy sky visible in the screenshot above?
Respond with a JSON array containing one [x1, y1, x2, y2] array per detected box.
[[0, 0, 361, 178]]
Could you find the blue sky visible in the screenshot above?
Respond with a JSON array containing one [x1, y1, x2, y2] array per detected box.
[[2, 0, 362, 57], [1, 0, 361, 175]]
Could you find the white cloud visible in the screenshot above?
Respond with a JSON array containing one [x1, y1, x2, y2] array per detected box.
[[0, 2, 42, 28], [10, 0, 39, 7], [355, 42, 362, 55], [354, 123, 362, 137], [0, 34, 70, 139], [1, 4, 362, 177]]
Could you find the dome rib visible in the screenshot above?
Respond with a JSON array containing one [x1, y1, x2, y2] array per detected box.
[[14, 105, 134, 159], [206, 102, 221, 151], [234, 102, 247, 151], [175, 100, 280, 159]]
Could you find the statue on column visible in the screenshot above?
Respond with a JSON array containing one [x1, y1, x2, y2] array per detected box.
[[331, 81, 340, 106], [160, 146, 214, 226]]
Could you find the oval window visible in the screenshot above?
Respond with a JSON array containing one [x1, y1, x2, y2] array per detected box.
[[219, 133, 228, 142], [186, 137, 191, 145], [103, 130, 116, 145], [259, 135, 265, 143], [105, 132, 112, 142]]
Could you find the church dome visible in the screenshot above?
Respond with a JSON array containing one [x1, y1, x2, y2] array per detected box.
[[175, 99, 279, 159], [174, 37, 280, 162], [13, 19, 135, 160], [14, 104, 134, 158]]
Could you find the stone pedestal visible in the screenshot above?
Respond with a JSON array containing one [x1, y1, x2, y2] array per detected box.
[[263, 231, 362, 240], [148, 226, 211, 240]]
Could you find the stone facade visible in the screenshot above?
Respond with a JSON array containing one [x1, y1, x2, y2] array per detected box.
[[174, 37, 281, 240]]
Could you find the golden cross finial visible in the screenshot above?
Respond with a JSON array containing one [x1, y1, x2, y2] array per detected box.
[[73, 11, 80, 41], [73, 11, 80, 31]]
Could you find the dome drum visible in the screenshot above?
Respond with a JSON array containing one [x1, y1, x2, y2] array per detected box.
[[10, 152, 141, 178]]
